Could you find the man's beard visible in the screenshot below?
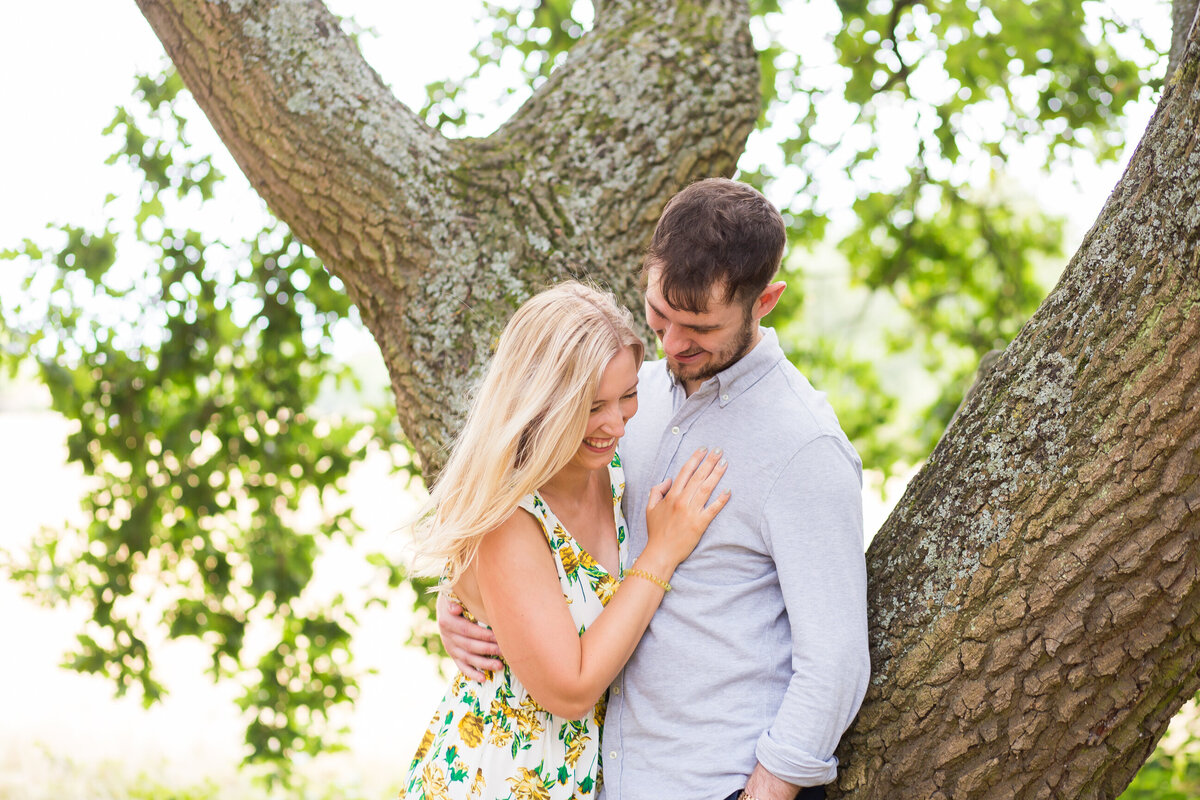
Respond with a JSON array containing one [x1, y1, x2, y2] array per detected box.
[[667, 314, 757, 385]]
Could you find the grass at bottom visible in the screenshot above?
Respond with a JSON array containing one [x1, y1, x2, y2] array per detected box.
[[0, 743, 403, 800]]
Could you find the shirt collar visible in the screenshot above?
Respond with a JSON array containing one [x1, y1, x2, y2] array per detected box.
[[666, 327, 785, 407]]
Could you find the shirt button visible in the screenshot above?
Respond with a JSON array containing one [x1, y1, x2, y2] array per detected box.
[[721, 393, 730, 402], [612, 686, 621, 695], [671, 426, 680, 435], [610, 751, 618, 760]]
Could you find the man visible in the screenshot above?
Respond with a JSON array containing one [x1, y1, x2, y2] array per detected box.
[[439, 178, 869, 799]]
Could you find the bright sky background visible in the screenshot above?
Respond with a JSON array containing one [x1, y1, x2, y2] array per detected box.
[[0, 1, 1168, 254], [0, 2, 489, 245]]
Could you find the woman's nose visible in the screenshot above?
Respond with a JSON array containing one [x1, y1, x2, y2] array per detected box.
[[602, 407, 625, 437]]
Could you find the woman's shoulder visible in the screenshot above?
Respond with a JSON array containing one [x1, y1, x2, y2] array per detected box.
[[475, 501, 558, 574], [481, 498, 549, 551]]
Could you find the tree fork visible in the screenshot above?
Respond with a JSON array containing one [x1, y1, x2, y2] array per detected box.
[[837, 17, 1200, 800], [133, 0, 758, 472]]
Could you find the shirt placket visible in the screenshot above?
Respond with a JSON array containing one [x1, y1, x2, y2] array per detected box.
[[654, 382, 718, 482]]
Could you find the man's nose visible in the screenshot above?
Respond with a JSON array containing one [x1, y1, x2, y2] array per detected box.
[[661, 324, 690, 355]]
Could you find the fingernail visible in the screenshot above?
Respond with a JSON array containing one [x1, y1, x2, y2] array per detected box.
[[719, 457, 727, 467], [713, 447, 723, 456]]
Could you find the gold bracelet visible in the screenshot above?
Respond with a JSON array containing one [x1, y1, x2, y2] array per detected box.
[[624, 568, 671, 592], [739, 793, 763, 800]]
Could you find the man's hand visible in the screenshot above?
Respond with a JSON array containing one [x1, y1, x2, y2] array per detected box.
[[743, 763, 800, 800], [436, 591, 503, 681]]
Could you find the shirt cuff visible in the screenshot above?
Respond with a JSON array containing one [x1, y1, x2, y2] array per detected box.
[[754, 730, 839, 787]]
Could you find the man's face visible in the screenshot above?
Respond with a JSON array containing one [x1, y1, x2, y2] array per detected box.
[[643, 266, 758, 391]]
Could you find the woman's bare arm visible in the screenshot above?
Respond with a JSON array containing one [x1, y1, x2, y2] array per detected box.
[[475, 448, 728, 717]]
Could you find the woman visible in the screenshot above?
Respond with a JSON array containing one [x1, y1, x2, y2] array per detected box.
[[401, 282, 729, 800]]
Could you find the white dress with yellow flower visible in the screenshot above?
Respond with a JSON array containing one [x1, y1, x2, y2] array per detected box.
[[400, 455, 628, 800]]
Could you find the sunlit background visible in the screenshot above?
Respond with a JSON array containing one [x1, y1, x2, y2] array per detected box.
[[1, 1, 1193, 797], [0, 5, 482, 796]]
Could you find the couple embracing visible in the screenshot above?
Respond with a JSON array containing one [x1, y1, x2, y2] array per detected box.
[[400, 179, 869, 800]]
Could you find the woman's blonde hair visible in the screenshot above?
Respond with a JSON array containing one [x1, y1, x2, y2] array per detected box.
[[414, 281, 644, 585]]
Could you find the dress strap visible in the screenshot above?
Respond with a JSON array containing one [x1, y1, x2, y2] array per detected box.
[[609, 452, 626, 506], [516, 493, 559, 550]]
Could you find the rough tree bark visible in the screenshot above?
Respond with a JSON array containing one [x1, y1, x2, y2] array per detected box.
[[135, 1, 1200, 797]]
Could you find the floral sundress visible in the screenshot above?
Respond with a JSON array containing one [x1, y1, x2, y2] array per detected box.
[[400, 455, 629, 800]]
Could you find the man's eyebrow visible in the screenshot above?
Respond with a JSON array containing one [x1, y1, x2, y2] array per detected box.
[[646, 297, 719, 331], [646, 296, 668, 319]]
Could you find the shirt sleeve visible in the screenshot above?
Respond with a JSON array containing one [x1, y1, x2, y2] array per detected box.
[[754, 434, 871, 786]]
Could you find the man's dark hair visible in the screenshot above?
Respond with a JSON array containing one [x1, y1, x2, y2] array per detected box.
[[642, 178, 787, 313]]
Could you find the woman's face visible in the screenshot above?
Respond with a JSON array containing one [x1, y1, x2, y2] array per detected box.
[[569, 346, 640, 472]]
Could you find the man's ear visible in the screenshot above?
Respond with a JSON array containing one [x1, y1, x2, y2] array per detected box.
[[751, 281, 786, 322]]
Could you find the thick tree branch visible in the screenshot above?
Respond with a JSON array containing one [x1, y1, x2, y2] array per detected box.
[[133, 0, 453, 279], [498, 0, 756, 232], [1169, 0, 1200, 79]]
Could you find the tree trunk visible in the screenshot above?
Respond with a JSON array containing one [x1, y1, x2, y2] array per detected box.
[[135, 1, 1200, 797], [836, 18, 1200, 800]]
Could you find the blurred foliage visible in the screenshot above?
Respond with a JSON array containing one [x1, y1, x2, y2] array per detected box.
[[1120, 695, 1200, 799], [1122, 756, 1200, 799], [420, 0, 1167, 472], [0, 69, 423, 781]]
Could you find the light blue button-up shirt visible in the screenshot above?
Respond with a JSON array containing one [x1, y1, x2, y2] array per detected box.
[[601, 328, 870, 800]]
